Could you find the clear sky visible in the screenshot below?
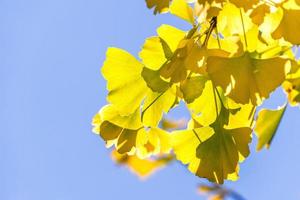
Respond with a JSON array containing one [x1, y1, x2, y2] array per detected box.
[[1, 0, 300, 200]]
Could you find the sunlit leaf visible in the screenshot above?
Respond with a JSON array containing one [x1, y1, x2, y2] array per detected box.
[[207, 52, 289, 105], [102, 48, 148, 115], [255, 104, 287, 151], [170, 0, 194, 23], [180, 75, 208, 103], [173, 105, 252, 184]]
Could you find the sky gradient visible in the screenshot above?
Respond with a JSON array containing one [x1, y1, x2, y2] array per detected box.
[[2, 0, 300, 199]]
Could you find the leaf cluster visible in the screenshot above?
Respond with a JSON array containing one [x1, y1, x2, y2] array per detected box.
[[93, 0, 300, 184]]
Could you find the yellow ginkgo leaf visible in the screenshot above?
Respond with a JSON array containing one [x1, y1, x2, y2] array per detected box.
[[229, 0, 259, 10], [188, 80, 240, 127], [94, 0, 300, 184], [170, 0, 194, 23], [99, 104, 142, 129], [102, 48, 148, 115], [111, 150, 174, 179], [157, 24, 186, 52], [136, 127, 172, 158], [225, 103, 256, 130], [139, 24, 185, 71], [92, 104, 172, 157], [142, 87, 177, 127], [207, 52, 289, 105], [255, 104, 287, 151], [141, 25, 202, 83], [217, 3, 253, 37], [188, 81, 220, 126], [172, 126, 215, 165], [146, 0, 171, 14], [272, 8, 300, 45], [159, 39, 195, 83], [139, 37, 169, 71]]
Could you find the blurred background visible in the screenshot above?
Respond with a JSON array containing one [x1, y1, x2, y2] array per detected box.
[[1, 0, 300, 199]]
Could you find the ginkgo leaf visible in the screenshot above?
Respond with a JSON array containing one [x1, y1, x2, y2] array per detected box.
[[146, 0, 171, 14], [142, 67, 170, 93], [173, 102, 252, 184], [188, 80, 240, 127], [142, 88, 176, 127], [99, 104, 142, 129], [102, 48, 148, 115], [111, 150, 174, 179], [172, 126, 215, 165], [157, 24, 186, 52], [170, 0, 194, 23], [272, 8, 300, 45], [147, 127, 173, 154], [93, 104, 172, 157], [194, 114, 251, 183], [188, 81, 221, 126], [193, 129, 251, 184], [217, 3, 253, 37], [139, 25, 185, 71], [173, 123, 251, 184], [207, 52, 289, 105], [180, 75, 208, 103], [139, 37, 170, 71], [140, 25, 201, 83], [94, 0, 300, 184], [255, 104, 287, 151], [225, 103, 256, 129], [229, 0, 259, 10]]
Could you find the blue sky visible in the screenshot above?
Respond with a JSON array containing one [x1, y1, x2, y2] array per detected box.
[[1, 0, 300, 199]]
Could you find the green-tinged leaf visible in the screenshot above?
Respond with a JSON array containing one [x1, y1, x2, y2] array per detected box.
[[173, 103, 252, 184], [180, 76, 208, 103], [255, 104, 287, 151], [142, 67, 170, 93], [193, 126, 251, 184], [172, 126, 215, 164]]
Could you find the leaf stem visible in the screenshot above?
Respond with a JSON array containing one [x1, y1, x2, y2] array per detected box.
[[141, 91, 166, 122], [203, 17, 217, 47], [239, 9, 248, 49], [212, 85, 219, 119], [193, 129, 202, 143]]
